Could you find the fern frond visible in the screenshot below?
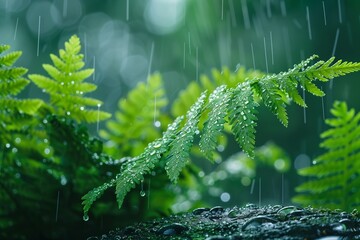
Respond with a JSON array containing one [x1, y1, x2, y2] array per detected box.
[[0, 50, 22, 67], [166, 92, 207, 183], [228, 83, 259, 157], [172, 67, 264, 117], [0, 78, 29, 97], [82, 116, 183, 213], [253, 80, 288, 126], [29, 35, 111, 123], [100, 73, 169, 157], [199, 85, 231, 161], [293, 101, 360, 211]]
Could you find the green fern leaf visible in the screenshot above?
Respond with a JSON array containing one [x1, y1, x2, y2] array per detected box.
[[100, 73, 169, 157], [293, 101, 360, 211], [253, 79, 288, 126], [82, 116, 183, 213], [0, 78, 29, 97], [228, 82, 259, 157], [29, 35, 111, 123], [0, 51, 22, 67], [166, 92, 207, 183], [199, 85, 231, 161]]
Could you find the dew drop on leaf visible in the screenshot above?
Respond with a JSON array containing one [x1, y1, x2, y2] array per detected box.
[[140, 190, 146, 197], [83, 214, 89, 221]]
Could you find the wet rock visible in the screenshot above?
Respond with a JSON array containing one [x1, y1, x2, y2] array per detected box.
[[157, 223, 188, 236], [92, 205, 360, 239]]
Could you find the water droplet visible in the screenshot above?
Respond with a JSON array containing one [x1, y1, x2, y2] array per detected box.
[[140, 190, 146, 197], [83, 214, 89, 221], [44, 148, 51, 155], [15, 137, 21, 144], [60, 175, 67, 185], [227, 209, 238, 218], [242, 216, 278, 231], [157, 223, 188, 236], [5, 143, 11, 148], [61, 82, 64, 85], [12, 148, 18, 153], [71, 80, 74, 84], [153, 143, 161, 148], [80, 106, 85, 111], [66, 111, 71, 115], [192, 207, 209, 215], [154, 120, 161, 128], [210, 206, 224, 213], [277, 205, 298, 215]]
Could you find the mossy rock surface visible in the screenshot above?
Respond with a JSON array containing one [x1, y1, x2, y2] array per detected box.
[[89, 205, 360, 240]]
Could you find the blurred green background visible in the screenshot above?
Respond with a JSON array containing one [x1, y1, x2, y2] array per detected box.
[[1, 0, 360, 238]]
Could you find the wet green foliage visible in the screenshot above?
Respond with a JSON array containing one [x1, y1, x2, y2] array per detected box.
[[100, 73, 169, 157], [83, 55, 360, 215], [0, 36, 115, 239], [293, 101, 360, 211], [29, 35, 111, 123]]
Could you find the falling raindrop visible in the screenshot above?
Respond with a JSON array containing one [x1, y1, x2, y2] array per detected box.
[[338, 0, 342, 24], [250, 178, 255, 194], [13, 17, 19, 40], [93, 56, 96, 81], [263, 37, 269, 73], [84, 33, 87, 62], [147, 41, 155, 80], [37, 16, 41, 56], [250, 43, 256, 69], [306, 6, 312, 40], [303, 88, 306, 124], [281, 173, 284, 204], [97, 104, 101, 134], [55, 190, 60, 222], [221, 0, 224, 21], [140, 180, 146, 197], [259, 177, 262, 207], [322, 1, 327, 26], [126, 0, 129, 21], [266, 0, 272, 18], [280, 0, 287, 17], [154, 121, 161, 128], [270, 31, 274, 65], [228, 0, 237, 27], [331, 28, 340, 57], [321, 86, 326, 120], [83, 214, 89, 221], [196, 46, 199, 81], [183, 41, 186, 68], [62, 0, 67, 18], [241, 0, 250, 29], [188, 32, 191, 55]]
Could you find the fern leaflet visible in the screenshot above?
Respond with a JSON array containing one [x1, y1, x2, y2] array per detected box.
[[199, 85, 231, 161], [228, 82, 259, 157], [293, 101, 360, 211], [29, 35, 111, 123], [100, 73, 169, 157], [166, 92, 207, 183]]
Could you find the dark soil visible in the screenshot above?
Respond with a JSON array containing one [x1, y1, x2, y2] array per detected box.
[[88, 204, 360, 240]]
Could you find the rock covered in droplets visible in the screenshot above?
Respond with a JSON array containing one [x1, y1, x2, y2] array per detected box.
[[90, 205, 360, 239]]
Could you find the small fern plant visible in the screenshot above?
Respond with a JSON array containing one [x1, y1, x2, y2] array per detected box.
[[82, 55, 360, 218], [0, 44, 44, 151], [29, 35, 111, 123], [293, 101, 360, 211], [100, 73, 169, 157]]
